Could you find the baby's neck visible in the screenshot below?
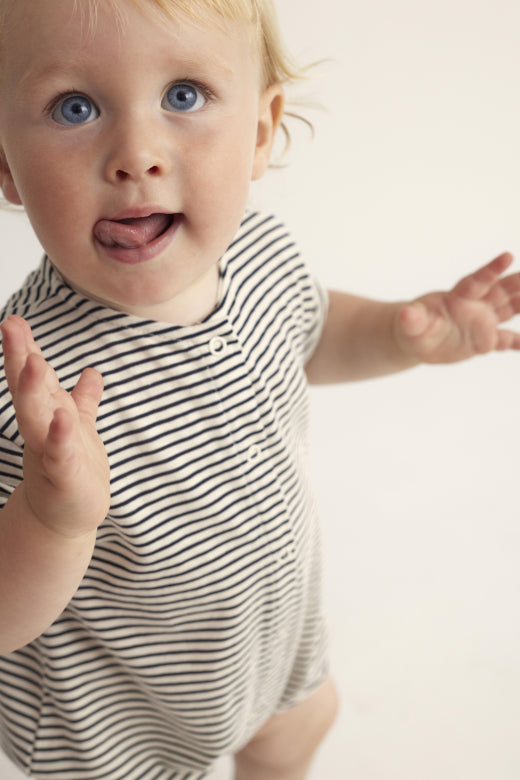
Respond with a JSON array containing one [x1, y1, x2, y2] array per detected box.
[[58, 262, 221, 326]]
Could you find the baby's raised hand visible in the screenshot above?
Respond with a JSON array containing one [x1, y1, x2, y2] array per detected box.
[[395, 253, 520, 364], [1, 315, 110, 538]]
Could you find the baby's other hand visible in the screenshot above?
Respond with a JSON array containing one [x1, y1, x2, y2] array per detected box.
[[395, 253, 520, 364], [1, 315, 110, 538]]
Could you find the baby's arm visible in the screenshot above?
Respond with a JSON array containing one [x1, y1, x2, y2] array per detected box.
[[306, 252, 520, 383], [0, 316, 110, 654]]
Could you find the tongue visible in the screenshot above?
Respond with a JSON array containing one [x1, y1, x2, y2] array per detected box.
[[94, 213, 172, 249]]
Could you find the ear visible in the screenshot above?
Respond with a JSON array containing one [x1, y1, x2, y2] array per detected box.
[[251, 83, 285, 181], [0, 148, 22, 205]]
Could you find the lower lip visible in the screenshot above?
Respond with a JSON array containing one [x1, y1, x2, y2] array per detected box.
[[95, 215, 180, 265]]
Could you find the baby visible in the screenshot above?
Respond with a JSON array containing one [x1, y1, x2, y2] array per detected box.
[[0, 1, 519, 779]]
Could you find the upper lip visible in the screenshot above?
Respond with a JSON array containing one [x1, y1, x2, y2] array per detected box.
[[100, 206, 175, 222]]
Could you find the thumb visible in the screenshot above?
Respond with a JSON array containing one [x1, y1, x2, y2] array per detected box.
[[71, 367, 104, 421], [397, 302, 431, 339]]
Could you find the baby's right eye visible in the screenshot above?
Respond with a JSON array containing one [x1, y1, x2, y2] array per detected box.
[[51, 94, 99, 126]]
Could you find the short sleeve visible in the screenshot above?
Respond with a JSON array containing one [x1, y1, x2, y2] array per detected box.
[[0, 434, 23, 510], [0, 334, 24, 509], [298, 270, 328, 365]]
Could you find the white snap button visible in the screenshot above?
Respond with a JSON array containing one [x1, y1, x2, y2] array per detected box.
[[247, 444, 262, 463], [209, 336, 227, 356]]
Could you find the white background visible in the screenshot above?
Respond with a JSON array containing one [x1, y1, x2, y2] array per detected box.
[[1, 0, 519, 778]]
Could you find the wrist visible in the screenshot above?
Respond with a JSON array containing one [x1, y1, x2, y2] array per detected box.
[[9, 483, 99, 545], [391, 302, 423, 369]]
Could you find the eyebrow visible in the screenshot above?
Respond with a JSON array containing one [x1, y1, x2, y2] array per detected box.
[[15, 51, 237, 96], [14, 61, 84, 94]]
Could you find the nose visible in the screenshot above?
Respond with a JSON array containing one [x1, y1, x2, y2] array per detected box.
[[103, 116, 171, 183]]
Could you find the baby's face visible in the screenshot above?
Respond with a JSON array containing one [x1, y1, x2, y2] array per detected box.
[[0, 0, 283, 323]]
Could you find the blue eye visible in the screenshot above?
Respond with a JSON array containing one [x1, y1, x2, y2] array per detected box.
[[162, 83, 206, 113], [52, 94, 99, 126]]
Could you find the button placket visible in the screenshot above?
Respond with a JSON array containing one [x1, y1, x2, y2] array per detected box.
[[204, 321, 296, 595], [208, 335, 228, 357], [246, 443, 262, 464], [205, 330, 266, 472]]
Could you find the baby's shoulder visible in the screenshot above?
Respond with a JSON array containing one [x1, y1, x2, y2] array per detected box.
[[1, 260, 53, 323], [223, 209, 303, 279]]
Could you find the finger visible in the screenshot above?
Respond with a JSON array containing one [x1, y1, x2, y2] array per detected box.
[[398, 302, 432, 338], [43, 407, 76, 473], [1, 315, 43, 397], [71, 368, 104, 422], [14, 353, 59, 452], [453, 252, 514, 301], [478, 271, 520, 313], [495, 329, 520, 351], [1, 316, 31, 397], [30, 407, 84, 494], [495, 293, 520, 323]]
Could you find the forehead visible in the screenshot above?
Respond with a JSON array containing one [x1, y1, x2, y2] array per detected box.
[[0, 0, 260, 87], [0, 0, 258, 50]]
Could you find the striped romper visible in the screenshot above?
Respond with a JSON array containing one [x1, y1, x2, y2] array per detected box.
[[0, 212, 329, 779]]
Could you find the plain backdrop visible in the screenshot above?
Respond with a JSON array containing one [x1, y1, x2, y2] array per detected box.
[[1, 0, 519, 778]]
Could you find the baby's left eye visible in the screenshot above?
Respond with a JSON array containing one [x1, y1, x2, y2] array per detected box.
[[162, 83, 207, 113]]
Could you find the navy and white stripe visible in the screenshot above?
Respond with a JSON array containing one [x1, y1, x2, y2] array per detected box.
[[0, 212, 328, 780]]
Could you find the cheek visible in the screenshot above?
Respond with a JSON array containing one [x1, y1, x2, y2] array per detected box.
[[15, 173, 90, 268], [196, 113, 258, 184], [182, 125, 256, 215], [9, 145, 87, 232], [8, 135, 85, 201]]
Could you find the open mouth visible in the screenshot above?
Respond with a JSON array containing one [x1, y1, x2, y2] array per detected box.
[[94, 213, 175, 250]]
